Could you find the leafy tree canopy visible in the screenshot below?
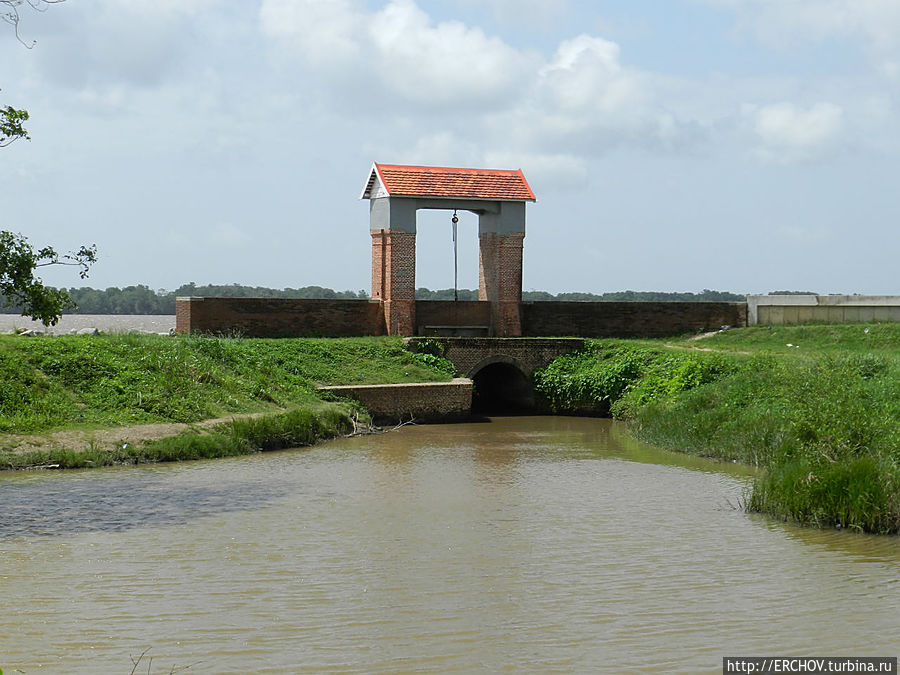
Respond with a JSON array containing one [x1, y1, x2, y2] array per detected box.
[[2, 0, 96, 326], [0, 99, 28, 145], [0, 231, 97, 325]]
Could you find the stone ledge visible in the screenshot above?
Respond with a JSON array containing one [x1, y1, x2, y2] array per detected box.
[[318, 378, 473, 424]]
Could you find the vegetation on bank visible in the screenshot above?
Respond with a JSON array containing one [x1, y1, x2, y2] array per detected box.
[[533, 324, 900, 534], [2, 405, 355, 471], [0, 333, 454, 469]]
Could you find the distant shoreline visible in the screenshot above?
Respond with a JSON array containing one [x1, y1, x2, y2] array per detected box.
[[0, 314, 176, 335]]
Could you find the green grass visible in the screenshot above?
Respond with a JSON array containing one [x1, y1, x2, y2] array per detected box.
[[0, 334, 452, 434], [679, 322, 900, 355], [533, 324, 900, 534], [0, 404, 355, 471]]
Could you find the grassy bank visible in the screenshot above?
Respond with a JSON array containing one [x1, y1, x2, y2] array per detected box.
[[0, 333, 454, 469], [2, 405, 356, 470], [533, 324, 900, 534]]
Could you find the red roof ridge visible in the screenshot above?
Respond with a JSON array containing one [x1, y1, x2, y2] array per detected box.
[[375, 162, 524, 174], [362, 162, 536, 202]]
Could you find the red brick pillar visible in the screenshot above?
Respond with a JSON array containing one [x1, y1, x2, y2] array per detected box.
[[479, 232, 524, 337], [372, 229, 416, 335], [371, 230, 387, 302]]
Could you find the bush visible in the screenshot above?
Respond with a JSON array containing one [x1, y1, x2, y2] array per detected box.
[[534, 331, 900, 534]]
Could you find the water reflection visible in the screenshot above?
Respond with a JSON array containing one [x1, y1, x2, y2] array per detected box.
[[0, 417, 897, 674], [761, 518, 900, 567], [0, 463, 290, 538]]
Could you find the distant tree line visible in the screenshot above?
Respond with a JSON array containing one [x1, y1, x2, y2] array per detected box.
[[0, 283, 368, 315], [417, 288, 748, 302], [0, 284, 756, 315]]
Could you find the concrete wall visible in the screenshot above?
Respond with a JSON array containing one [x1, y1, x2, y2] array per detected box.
[[520, 301, 747, 338], [748, 295, 900, 325], [319, 378, 473, 424], [175, 297, 386, 337]]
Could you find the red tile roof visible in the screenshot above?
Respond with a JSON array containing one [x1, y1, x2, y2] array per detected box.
[[362, 163, 536, 202]]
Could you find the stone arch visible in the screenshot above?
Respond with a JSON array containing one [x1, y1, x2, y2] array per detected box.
[[465, 354, 529, 379], [468, 355, 535, 414]]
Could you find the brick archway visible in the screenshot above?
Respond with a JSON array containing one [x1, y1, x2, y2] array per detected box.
[[362, 163, 535, 337]]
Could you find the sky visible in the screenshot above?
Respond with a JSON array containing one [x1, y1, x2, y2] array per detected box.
[[2, 0, 899, 296]]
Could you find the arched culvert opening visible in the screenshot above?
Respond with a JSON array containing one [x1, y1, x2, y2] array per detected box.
[[471, 362, 535, 415]]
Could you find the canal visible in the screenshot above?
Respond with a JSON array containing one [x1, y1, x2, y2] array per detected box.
[[1, 417, 898, 673]]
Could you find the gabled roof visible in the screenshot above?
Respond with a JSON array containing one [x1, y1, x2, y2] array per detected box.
[[360, 163, 536, 202]]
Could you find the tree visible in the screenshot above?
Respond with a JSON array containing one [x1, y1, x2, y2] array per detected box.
[[1, 0, 94, 325], [0, 98, 28, 145], [1, 0, 65, 48], [0, 232, 97, 325], [1, 1, 66, 145]]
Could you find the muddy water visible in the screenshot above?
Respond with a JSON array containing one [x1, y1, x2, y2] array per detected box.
[[1, 417, 897, 674], [0, 314, 175, 334]]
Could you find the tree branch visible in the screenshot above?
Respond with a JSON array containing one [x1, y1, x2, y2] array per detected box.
[[1, 0, 66, 48], [1, 232, 98, 325]]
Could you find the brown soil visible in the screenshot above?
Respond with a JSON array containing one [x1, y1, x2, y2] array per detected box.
[[0, 411, 278, 455]]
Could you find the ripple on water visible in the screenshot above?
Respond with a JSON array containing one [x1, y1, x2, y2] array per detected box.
[[0, 417, 898, 674], [0, 461, 292, 538]]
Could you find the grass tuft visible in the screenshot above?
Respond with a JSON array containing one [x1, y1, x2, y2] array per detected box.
[[0, 333, 450, 434], [532, 324, 900, 534], [0, 405, 357, 470]]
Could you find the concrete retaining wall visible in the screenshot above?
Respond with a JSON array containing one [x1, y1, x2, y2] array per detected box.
[[319, 378, 473, 424], [747, 295, 900, 326]]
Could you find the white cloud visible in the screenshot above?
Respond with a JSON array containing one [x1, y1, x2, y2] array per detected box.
[[367, 0, 531, 106], [491, 35, 700, 157], [259, 0, 361, 65], [29, 0, 211, 90], [538, 35, 637, 113], [700, 0, 900, 55], [363, 132, 588, 190], [402, 132, 484, 168], [453, 0, 575, 30], [747, 101, 844, 163], [484, 151, 588, 191], [260, 0, 533, 108], [257, 0, 707, 160]]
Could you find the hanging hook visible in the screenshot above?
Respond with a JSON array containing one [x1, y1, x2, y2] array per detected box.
[[451, 210, 459, 301]]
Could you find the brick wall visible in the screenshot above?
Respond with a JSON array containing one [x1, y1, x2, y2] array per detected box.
[[478, 232, 524, 336], [415, 301, 492, 335], [520, 302, 747, 338], [177, 297, 747, 339], [175, 297, 385, 337], [405, 337, 584, 377], [319, 379, 473, 424], [372, 229, 417, 335], [371, 230, 386, 301], [175, 296, 193, 333]]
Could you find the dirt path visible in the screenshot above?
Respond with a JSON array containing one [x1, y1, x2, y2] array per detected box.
[[0, 411, 279, 455], [664, 331, 752, 355]]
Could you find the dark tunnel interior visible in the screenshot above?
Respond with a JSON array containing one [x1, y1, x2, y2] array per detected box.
[[471, 362, 536, 415]]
